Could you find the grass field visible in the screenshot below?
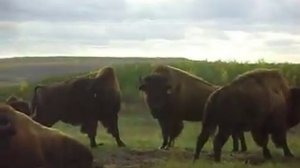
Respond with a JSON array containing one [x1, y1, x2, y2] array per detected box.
[[52, 104, 300, 168], [2, 57, 300, 168]]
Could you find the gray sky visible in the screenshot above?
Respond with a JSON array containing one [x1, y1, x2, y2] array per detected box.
[[1, 0, 300, 63]]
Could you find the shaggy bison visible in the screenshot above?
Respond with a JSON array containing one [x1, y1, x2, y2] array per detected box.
[[31, 67, 125, 148], [5, 95, 32, 116], [0, 104, 93, 168], [139, 65, 247, 151], [194, 69, 293, 162]]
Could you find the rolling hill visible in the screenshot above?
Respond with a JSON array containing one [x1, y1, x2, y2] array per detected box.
[[0, 56, 186, 86]]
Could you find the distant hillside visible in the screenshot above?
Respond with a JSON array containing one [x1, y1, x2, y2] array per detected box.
[[0, 56, 186, 86]]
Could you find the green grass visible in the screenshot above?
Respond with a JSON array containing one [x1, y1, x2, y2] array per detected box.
[[52, 108, 300, 168]]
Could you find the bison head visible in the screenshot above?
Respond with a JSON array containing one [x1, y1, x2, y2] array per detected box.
[[139, 74, 171, 118]]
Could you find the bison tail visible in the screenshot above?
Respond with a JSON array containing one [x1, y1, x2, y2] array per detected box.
[[194, 121, 218, 161], [30, 85, 44, 118], [194, 96, 218, 161]]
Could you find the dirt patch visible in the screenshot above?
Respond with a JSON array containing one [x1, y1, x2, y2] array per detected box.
[[93, 147, 300, 167], [99, 148, 169, 168], [197, 150, 300, 166]]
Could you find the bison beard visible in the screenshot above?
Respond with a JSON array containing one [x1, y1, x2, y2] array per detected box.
[[0, 104, 93, 168], [139, 65, 247, 151], [31, 67, 125, 148], [194, 69, 293, 162]]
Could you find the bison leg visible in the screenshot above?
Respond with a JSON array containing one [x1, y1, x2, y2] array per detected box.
[[84, 130, 97, 148], [194, 127, 211, 160], [270, 126, 293, 157], [231, 133, 239, 152], [251, 129, 271, 159], [113, 128, 126, 147], [104, 116, 126, 147], [233, 131, 247, 152], [158, 119, 169, 150], [166, 121, 184, 150], [82, 121, 98, 148], [232, 128, 247, 153], [213, 127, 230, 162], [239, 132, 247, 152], [271, 133, 293, 157], [88, 135, 97, 148], [111, 127, 126, 147]]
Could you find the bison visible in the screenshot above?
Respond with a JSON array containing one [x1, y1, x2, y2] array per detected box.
[[139, 65, 247, 152], [194, 69, 294, 162], [5, 95, 32, 116], [0, 104, 93, 168], [31, 67, 125, 148]]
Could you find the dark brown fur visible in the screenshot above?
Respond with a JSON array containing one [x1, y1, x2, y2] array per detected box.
[[0, 104, 93, 168], [139, 65, 247, 151], [194, 69, 293, 161], [31, 67, 125, 147], [287, 87, 300, 128]]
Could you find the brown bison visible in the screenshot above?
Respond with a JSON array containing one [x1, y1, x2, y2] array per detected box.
[[139, 65, 247, 151], [0, 104, 93, 168], [5, 95, 32, 116], [194, 69, 294, 162], [31, 67, 125, 148]]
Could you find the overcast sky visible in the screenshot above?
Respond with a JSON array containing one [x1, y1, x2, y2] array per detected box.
[[0, 0, 299, 63]]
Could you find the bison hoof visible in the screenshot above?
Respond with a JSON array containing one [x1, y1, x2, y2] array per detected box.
[[90, 142, 104, 148], [159, 145, 165, 150], [159, 146, 169, 150], [263, 152, 272, 160], [91, 144, 97, 148], [231, 149, 239, 153], [193, 154, 200, 162], [214, 156, 221, 162], [241, 148, 247, 153], [117, 142, 126, 147], [285, 152, 294, 158]]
